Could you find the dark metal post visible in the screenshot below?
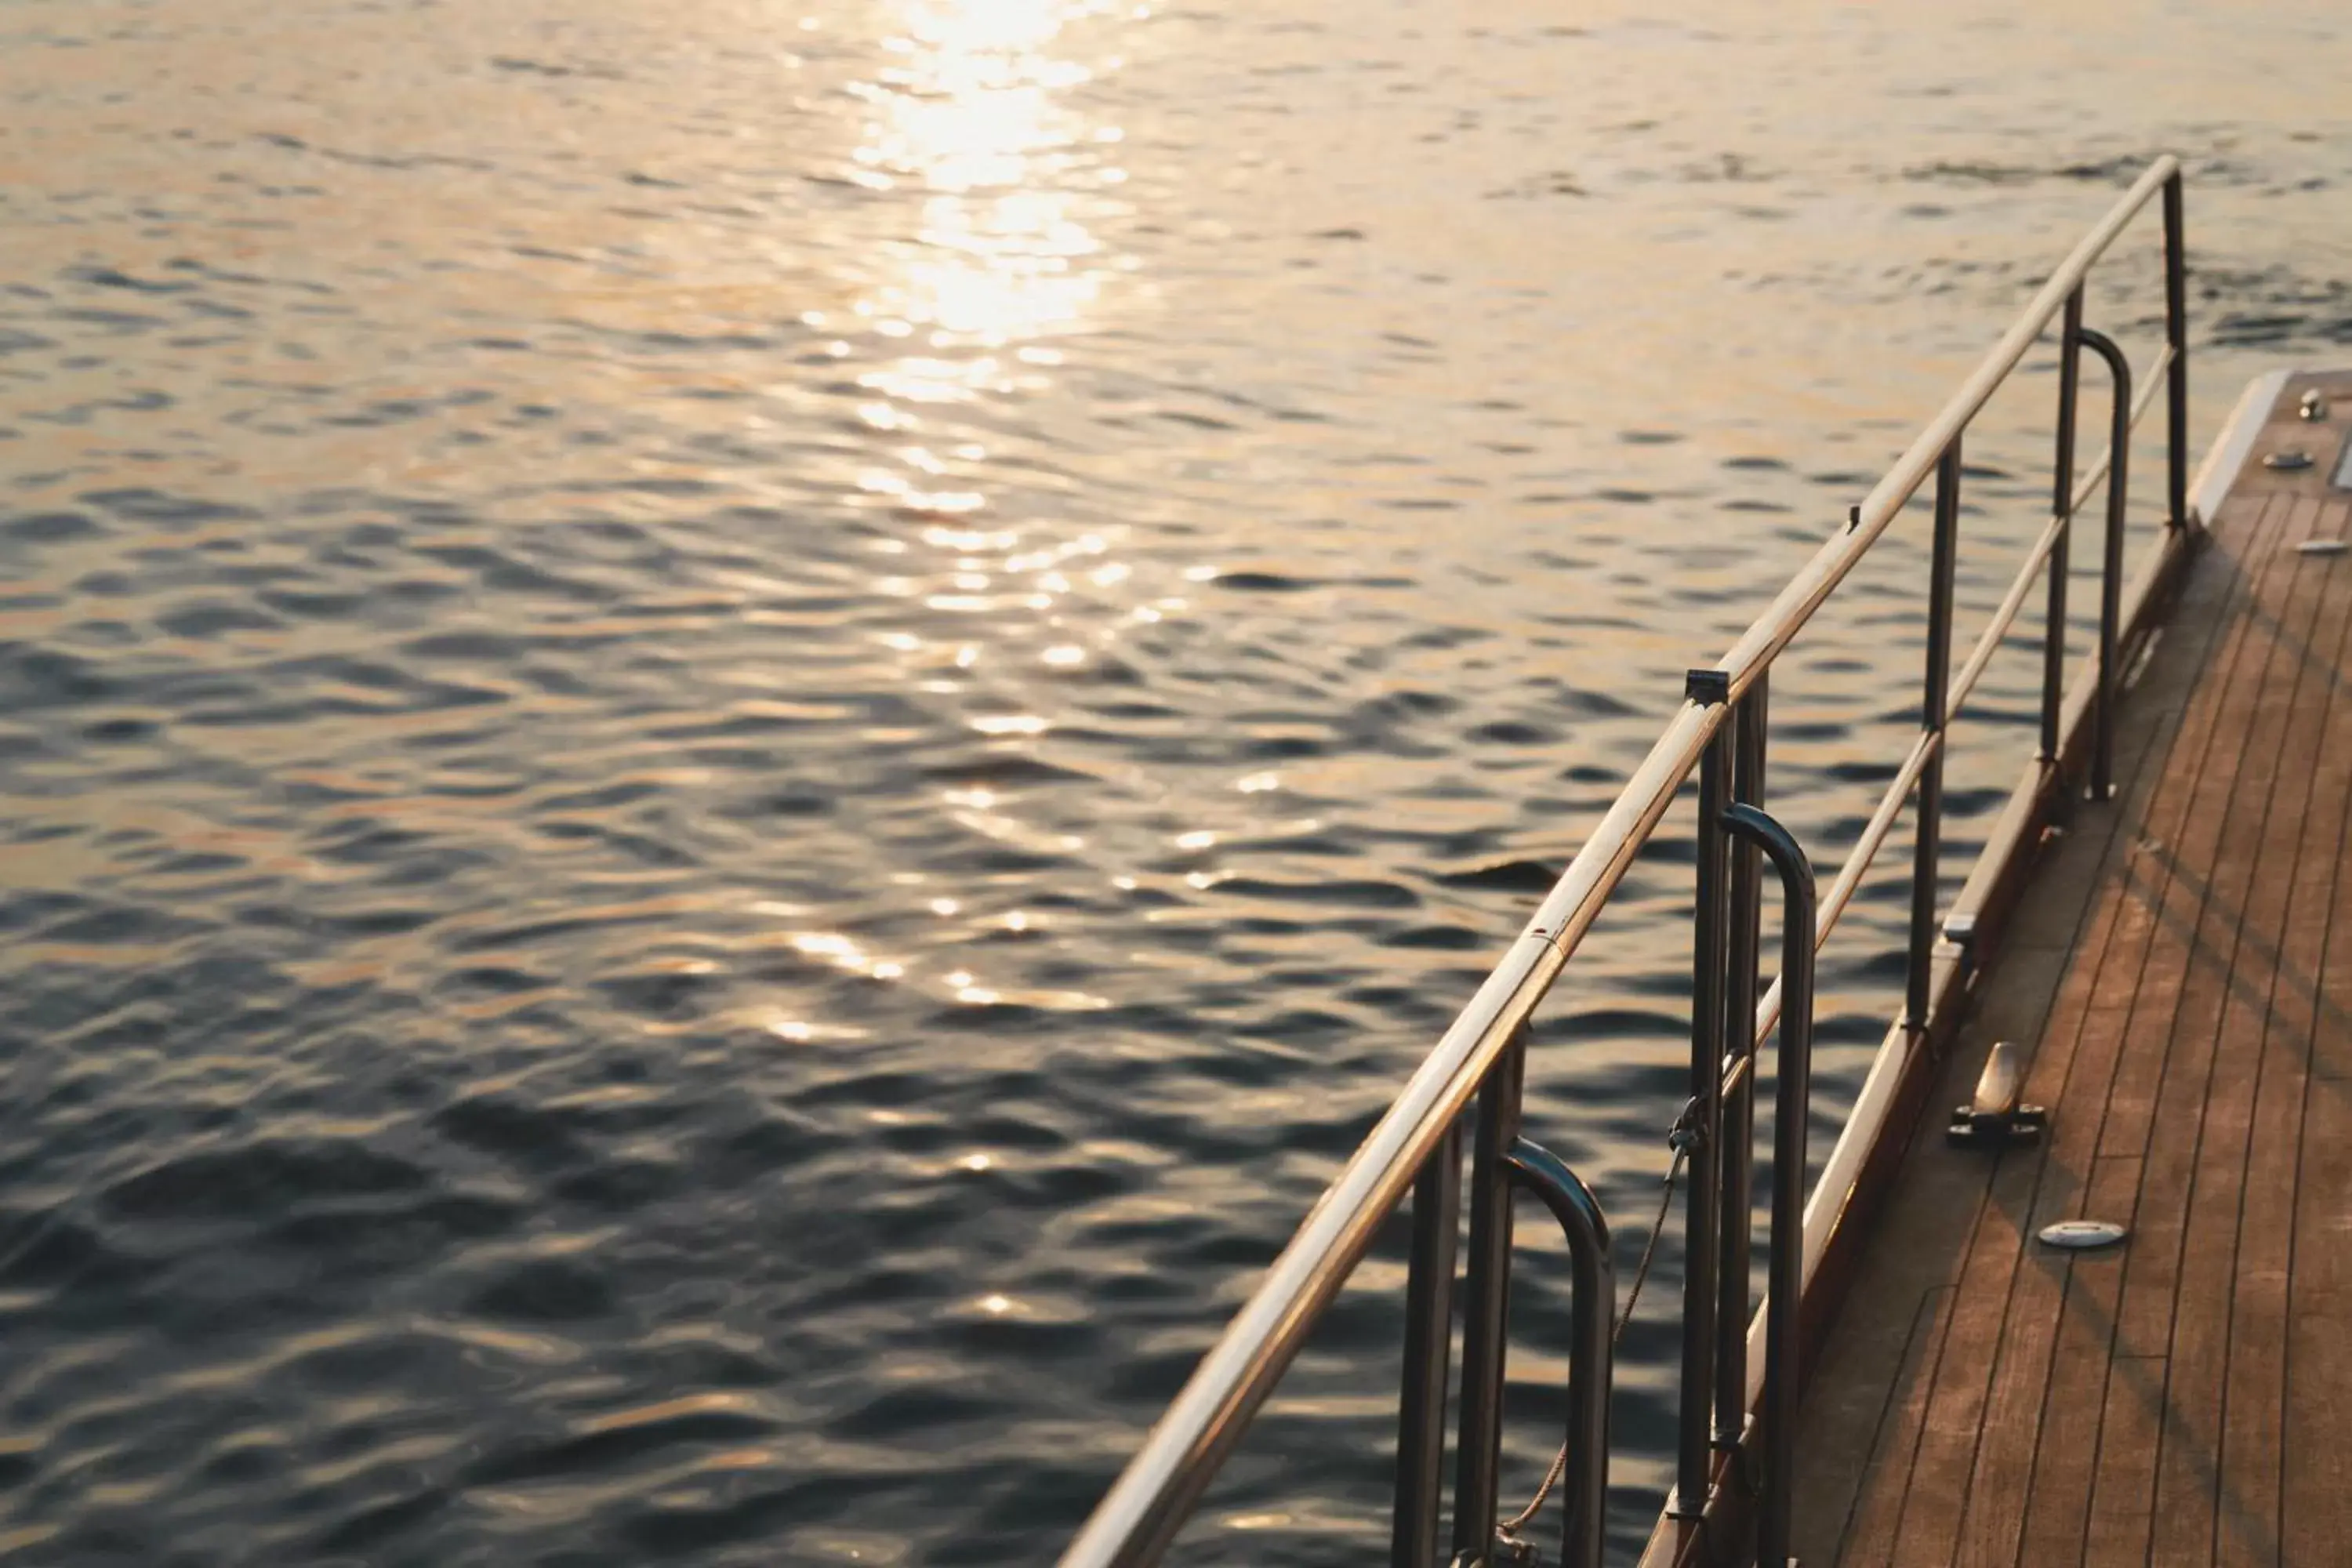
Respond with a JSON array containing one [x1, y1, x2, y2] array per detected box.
[[1501, 1139, 1616, 1568], [2043, 289, 2083, 762], [2164, 172, 2189, 532], [1721, 804, 1817, 1568], [1907, 442, 1961, 1030], [1391, 1122, 1460, 1568], [1452, 1032, 1526, 1561], [2076, 328, 2132, 800], [1716, 673, 1767, 1455], [1675, 671, 1730, 1515]]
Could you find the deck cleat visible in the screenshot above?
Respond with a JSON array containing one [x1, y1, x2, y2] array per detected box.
[[1946, 1040, 2047, 1147]]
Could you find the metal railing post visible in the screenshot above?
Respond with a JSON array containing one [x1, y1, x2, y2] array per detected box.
[[1391, 1123, 1461, 1568], [2164, 171, 2189, 530], [1500, 1139, 1616, 1568], [1715, 673, 1767, 1455], [1907, 443, 1962, 1029], [1451, 1032, 1526, 1560], [1721, 804, 1817, 1568], [2043, 289, 2083, 762], [2076, 327, 2132, 800], [1675, 672, 1731, 1515]]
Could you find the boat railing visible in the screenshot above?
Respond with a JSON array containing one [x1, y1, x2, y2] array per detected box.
[[1058, 154, 2193, 1568]]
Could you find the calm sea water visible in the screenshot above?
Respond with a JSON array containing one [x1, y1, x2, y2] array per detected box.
[[2, 1, 2347, 1563]]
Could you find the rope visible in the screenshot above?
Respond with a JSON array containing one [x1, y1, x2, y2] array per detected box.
[[1489, 1101, 1701, 1563]]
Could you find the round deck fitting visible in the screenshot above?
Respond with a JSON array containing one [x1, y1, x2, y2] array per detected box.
[[2038, 1218, 2128, 1250]]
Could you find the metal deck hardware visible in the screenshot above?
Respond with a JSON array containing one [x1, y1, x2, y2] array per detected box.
[[1945, 1041, 2047, 1149], [1058, 157, 2194, 1568], [1678, 666, 1731, 1519], [2038, 1218, 2129, 1250], [2074, 327, 2132, 802]]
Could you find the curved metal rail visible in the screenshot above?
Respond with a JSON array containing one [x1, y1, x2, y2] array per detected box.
[[1498, 1138, 1615, 1568], [1721, 804, 1815, 1568], [1058, 154, 2190, 1568]]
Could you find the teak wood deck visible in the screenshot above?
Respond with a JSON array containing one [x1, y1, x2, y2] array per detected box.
[[1793, 368, 2352, 1567]]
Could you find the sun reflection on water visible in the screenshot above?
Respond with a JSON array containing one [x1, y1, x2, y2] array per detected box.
[[851, 0, 1117, 363], [787, 1, 1179, 1029], [842, 0, 1141, 638]]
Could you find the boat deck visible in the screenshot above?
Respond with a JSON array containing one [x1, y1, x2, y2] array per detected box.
[[1793, 368, 2352, 1566]]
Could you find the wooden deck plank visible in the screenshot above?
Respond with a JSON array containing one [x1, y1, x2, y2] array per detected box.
[[1855, 759, 2172, 1567], [2213, 499, 2352, 1568], [2281, 494, 2352, 1568], [2017, 1153, 2140, 1564], [1954, 717, 2209, 1568], [2097, 493, 2310, 1200], [1865, 481, 2286, 1568], [2092, 488, 2302, 1167], [2086, 1356, 2167, 1567], [2281, 1084, 2352, 1562], [1836, 1285, 1955, 1564], [1806, 368, 2352, 1568], [1883, 1150, 2032, 1562], [1958, 491, 2288, 1566], [2082, 493, 2317, 1555], [1999, 487, 2292, 1565], [2151, 496, 2344, 1567], [2070, 500, 2305, 1568], [1933, 493, 2301, 1568]]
